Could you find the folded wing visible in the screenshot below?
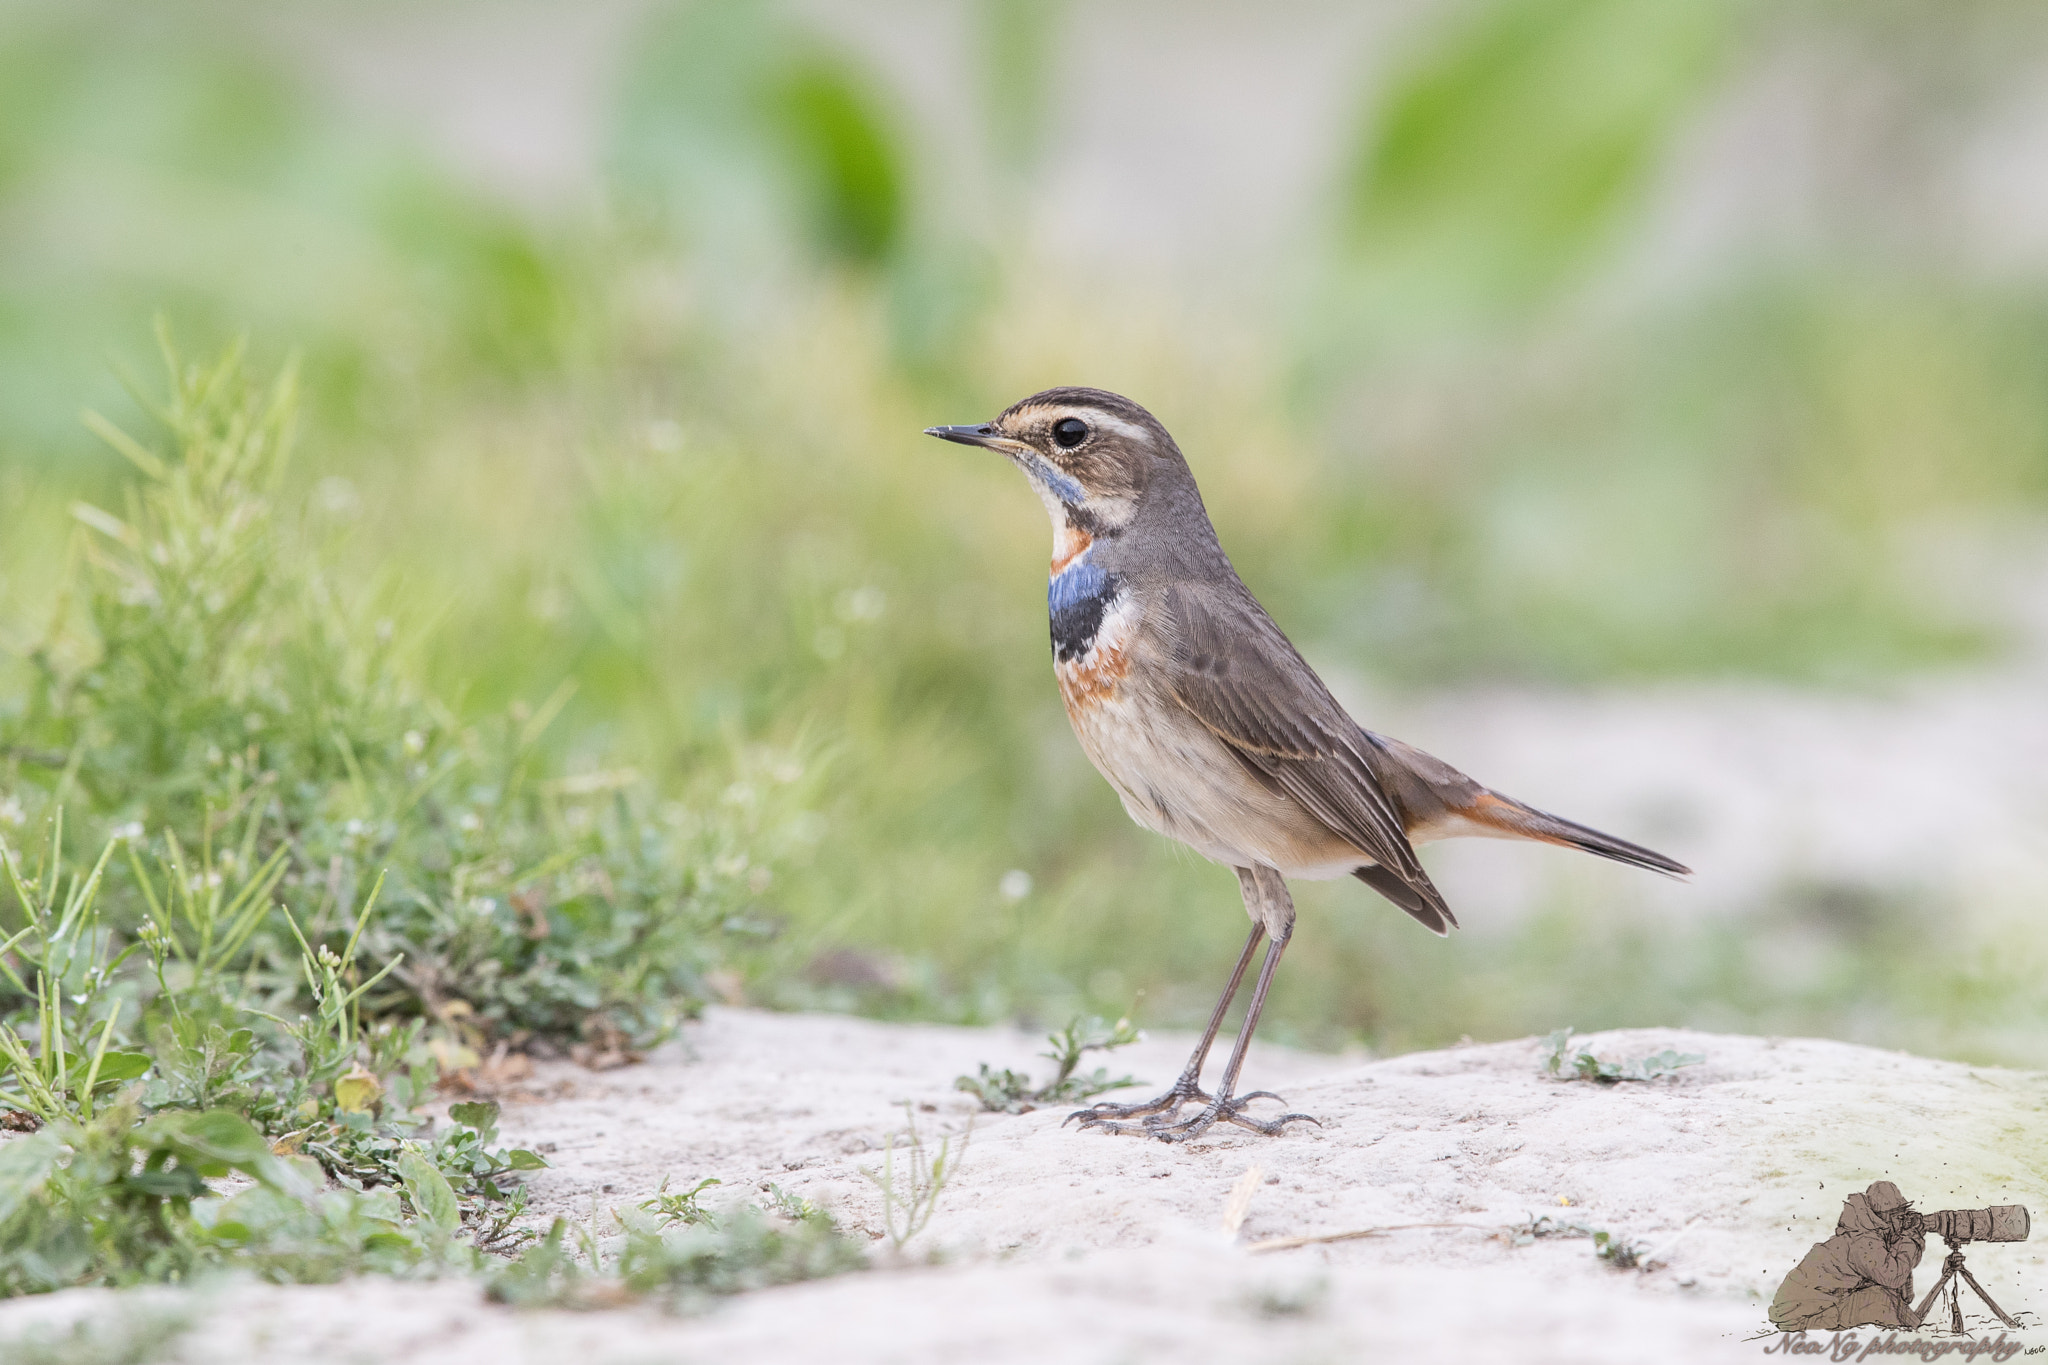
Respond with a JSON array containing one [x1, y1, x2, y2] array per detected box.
[[1160, 583, 1458, 935]]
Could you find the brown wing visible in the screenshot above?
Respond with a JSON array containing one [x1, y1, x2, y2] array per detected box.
[[1159, 583, 1456, 933]]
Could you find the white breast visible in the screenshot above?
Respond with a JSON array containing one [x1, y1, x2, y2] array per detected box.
[[1054, 596, 1363, 880]]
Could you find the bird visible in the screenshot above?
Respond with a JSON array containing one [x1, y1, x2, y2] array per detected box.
[[926, 388, 1689, 1142]]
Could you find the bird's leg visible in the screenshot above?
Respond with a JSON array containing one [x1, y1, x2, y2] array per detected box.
[[1077, 866, 1317, 1141], [1064, 923, 1263, 1126], [1130, 929, 1318, 1142]]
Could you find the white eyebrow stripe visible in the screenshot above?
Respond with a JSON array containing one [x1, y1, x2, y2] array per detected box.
[[1080, 414, 1150, 443]]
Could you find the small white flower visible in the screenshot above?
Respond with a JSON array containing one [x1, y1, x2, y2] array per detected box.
[[999, 870, 1033, 902], [457, 811, 482, 833], [402, 730, 425, 757], [646, 418, 684, 454], [313, 475, 360, 516], [0, 796, 23, 829], [112, 821, 144, 842], [838, 586, 886, 623]]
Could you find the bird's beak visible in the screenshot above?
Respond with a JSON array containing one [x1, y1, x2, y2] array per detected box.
[[924, 423, 999, 449]]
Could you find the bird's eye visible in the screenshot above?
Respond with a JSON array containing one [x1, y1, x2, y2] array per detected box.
[[1052, 417, 1088, 449]]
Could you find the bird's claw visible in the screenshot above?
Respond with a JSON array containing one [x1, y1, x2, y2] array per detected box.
[[1062, 1076, 1211, 1127], [1071, 1090, 1318, 1142]]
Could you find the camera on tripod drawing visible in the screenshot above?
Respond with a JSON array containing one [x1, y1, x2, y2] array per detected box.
[[1903, 1205, 2030, 1245]]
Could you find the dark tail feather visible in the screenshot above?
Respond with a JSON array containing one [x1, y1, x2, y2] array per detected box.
[[1353, 864, 1459, 936], [1474, 792, 1691, 877]]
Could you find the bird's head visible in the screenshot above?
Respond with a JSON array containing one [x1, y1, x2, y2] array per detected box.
[[925, 387, 1180, 539]]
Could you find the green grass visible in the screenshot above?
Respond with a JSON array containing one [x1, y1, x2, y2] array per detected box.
[[0, 341, 816, 1296]]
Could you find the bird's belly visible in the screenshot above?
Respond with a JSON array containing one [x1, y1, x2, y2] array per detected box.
[[1055, 603, 1362, 878]]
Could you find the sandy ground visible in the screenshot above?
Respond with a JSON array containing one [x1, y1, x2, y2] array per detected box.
[[5, 1006, 2045, 1363]]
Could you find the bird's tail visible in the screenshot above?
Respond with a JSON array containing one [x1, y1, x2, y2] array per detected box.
[[1464, 791, 1691, 877]]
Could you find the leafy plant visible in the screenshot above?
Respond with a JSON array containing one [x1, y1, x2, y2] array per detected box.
[[955, 1014, 1143, 1113], [1539, 1028, 1703, 1084], [0, 1098, 435, 1294]]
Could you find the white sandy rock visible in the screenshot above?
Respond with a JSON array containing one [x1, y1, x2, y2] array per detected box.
[[3, 1007, 2043, 1363]]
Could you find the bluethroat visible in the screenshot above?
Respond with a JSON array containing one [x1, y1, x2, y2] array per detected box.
[[927, 388, 1689, 1142]]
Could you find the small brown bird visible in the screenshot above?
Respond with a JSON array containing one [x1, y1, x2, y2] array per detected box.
[[928, 388, 1689, 1141]]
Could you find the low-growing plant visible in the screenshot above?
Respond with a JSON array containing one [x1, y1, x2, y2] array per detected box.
[[485, 1186, 865, 1312], [0, 336, 804, 1297], [1538, 1028, 1703, 1084], [954, 1014, 1144, 1113], [0, 1098, 437, 1294]]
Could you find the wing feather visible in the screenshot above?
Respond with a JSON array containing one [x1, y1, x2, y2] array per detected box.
[[1159, 584, 1452, 924]]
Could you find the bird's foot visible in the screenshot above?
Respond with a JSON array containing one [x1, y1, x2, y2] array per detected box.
[[1072, 1089, 1319, 1143], [1064, 1073, 1212, 1127]]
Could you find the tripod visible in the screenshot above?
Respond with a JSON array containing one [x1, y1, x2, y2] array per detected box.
[[1913, 1237, 2018, 1334]]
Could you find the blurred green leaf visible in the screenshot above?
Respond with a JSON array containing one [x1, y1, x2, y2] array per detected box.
[[332, 1070, 382, 1115], [448, 1100, 500, 1132], [0, 1130, 63, 1227], [1344, 0, 1742, 312], [397, 1150, 461, 1236], [613, 0, 905, 269], [76, 1051, 150, 1086], [137, 1109, 272, 1176], [771, 57, 904, 265]]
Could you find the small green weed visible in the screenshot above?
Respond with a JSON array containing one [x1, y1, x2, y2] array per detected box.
[[1592, 1228, 1646, 1270], [486, 1186, 865, 1313], [955, 1015, 1143, 1113], [1501, 1215, 1651, 1272], [639, 1175, 722, 1230], [859, 1102, 970, 1254], [1539, 1028, 1703, 1084]]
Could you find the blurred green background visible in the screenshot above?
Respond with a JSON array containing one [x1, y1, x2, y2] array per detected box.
[[4, 0, 2048, 1063]]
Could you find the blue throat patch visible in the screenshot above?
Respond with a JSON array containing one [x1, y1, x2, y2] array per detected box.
[[1048, 554, 1118, 662], [1029, 457, 1087, 507]]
